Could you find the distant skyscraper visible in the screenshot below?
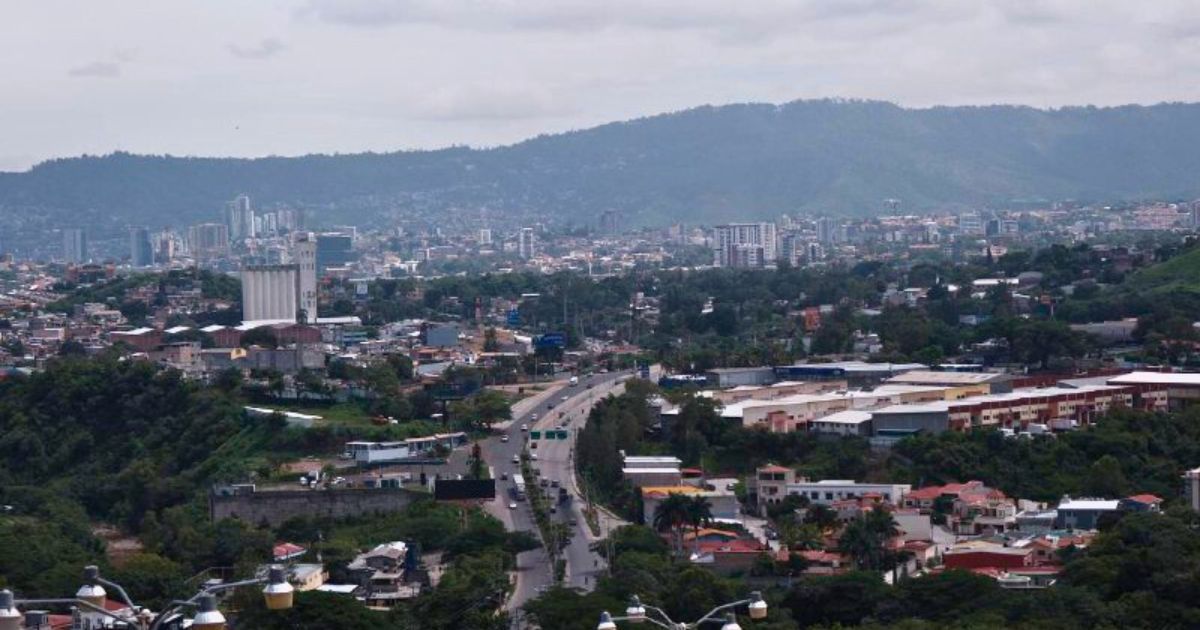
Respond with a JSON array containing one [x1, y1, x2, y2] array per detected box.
[[225, 194, 255, 243], [316, 232, 355, 272], [63, 228, 88, 264], [129, 227, 154, 267], [712, 223, 777, 268], [479, 228, 493, 246], [188, 223, 230, 259], [958, 212, 984, 235], [518, 227, 536, 260], [816, 217, 838, 244], [599, 209, 621, 234]]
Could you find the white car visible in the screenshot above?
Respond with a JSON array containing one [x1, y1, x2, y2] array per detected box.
[[531, 414, 538, 421], [530, 453, 538, 461], [512, 455, 520, 464], [508, 502, 518, 510], [520, 424, 528, 432], [500, 435, 509, 443]]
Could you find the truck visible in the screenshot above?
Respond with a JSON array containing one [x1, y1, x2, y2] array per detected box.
[[512, 474, 527, 501], [569, 376, 579, 387]]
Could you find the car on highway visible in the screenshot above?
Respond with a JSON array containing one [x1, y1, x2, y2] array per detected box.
[[508, 502, 518, 510], [520, 423, 528, 432], [531, 413, 538, 421], [530, 453, 538, 460], [500, 434, 509, 443], [512, 455, 520, 464]]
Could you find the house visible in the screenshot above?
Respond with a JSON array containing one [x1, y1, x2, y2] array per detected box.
[[347, 541, 418, 608], [641, 485, 740, 525], [688, 537, 770, 575], [784, 480, 910, 507], [943, 542, 1035, 571], [1121, 494, 1163, 513], [622, 455, 683, 488], [794, 550, 848, 575], [273, 542, 307, 562], [753, 464, 797, 514], [1054, 497, 1122, 530]]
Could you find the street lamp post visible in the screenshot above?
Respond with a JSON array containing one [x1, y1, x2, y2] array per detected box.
[[0, 564, 294, 630], [598, 592, 768, 630]]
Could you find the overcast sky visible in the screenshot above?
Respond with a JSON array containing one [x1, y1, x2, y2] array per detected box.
[[2, 0, 1200, 171]]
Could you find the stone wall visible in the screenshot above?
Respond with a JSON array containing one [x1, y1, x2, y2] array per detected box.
[[209, 487, 422, 527]]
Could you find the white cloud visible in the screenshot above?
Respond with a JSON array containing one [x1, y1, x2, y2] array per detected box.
[[4, 0, 1200, 169], [67, 60, 120, 78], [228, 37, 287, 60]]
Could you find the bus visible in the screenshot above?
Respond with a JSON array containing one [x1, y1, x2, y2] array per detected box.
[[512, 474, 527, 501]]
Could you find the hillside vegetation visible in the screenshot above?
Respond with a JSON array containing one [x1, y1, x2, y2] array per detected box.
[[5, 100, 1200, 229]]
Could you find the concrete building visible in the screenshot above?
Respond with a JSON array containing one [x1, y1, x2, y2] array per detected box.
[[784, 479, 911, 506], [705, 367, 776, 388], [869, 383, 1158, 444], [1107, 371, 1200, 409], [478, 228, 493, 246], [226, 194, 255, 242], [424, 324, 460, 348], [518, 227, 536, 259], [1186, 468, 1200, 512], [641, 485, 739, 524], [129, 227, 154, 267], [712, 223, 777, 268], [188, 223, 230, 259], [242, 237, 318, 324], [1054, 497, 1122, 530], [316, 232, 355, 271], [62, 228, 88, 263], [623, 455, 683, 488], [773, 361, 926, 386], [885, 370, 1014, 395]]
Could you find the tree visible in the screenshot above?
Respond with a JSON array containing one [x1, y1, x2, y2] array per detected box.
[[653, 493, 694, 553], [684, 496, 714, 545], [803, 504, 839, 532], [1083, 455, 1129, 498], [483, 327, 500, 352], [234, 590, 389, 629], [838, 509, 900, 571]]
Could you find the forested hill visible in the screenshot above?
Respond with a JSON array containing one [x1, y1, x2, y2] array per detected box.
[[6, 99, 1200, 228]]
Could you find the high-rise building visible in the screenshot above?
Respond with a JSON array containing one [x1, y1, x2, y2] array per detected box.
[[188, 223, 230, 259], [225, 194, 255, 243], [712, 223, 777, 268], [479, 228, 493, 246], [599, 209, 621, 234], [242, 235, 317, 323], [316, 232, 355, 272], [816, 217, 838, 244], [518, 227, 536, 260], [63, 228, 88, 264], [958, 212, 984, 235], [129, 227, 154, 267]]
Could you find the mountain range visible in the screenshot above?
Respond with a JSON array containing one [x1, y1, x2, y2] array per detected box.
[[4, 99, 1200, 231]]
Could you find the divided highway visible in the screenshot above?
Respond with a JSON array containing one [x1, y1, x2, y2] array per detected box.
[[472, 370, 632, 612]]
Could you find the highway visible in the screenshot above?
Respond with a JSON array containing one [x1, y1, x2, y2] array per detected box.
[[467, 370, 633, 612]]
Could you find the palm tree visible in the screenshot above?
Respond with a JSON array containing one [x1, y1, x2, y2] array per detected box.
[[838, 517, 877, 570], [839, 509, 901, 571], [684, 496, 714, 552], [653, 493, 694, 554]]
